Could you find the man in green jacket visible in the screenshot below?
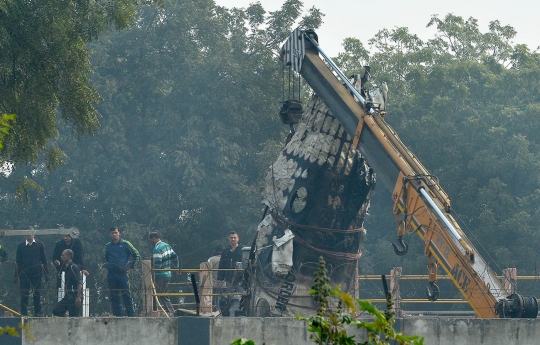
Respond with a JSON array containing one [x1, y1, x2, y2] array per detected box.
[[105, 226, 140, 317]]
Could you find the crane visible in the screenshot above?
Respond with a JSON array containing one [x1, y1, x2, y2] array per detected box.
[[273, 27, 537, 318]]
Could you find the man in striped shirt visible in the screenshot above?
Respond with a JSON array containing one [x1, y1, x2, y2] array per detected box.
[[148, 232, 179, 316]]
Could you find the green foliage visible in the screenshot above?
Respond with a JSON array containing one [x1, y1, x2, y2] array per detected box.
[[0, 325, 18, 337], [0, 113, 15, 150], [231, 339, 257, 345], [426, 14, 516, 63], [310, 256, 336, 316], [232, 257, 423, 345], [0, 323, 34, 340], [0, 113, 44, 206], [0, 0, 160, 170], [296, 257, 423, 345], [14, 177, 44, 205]]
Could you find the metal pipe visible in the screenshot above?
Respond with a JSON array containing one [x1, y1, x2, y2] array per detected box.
[[153, 268, 243, 272], [154, 293, 242, 297], [404, 310, 476, 316], [367, 299, 470, 303], [359, 275, 453, 280], [0, 303, 21, 317], [419, 187, 462, 242], [0, 227, 80, 238], [313, 45, 371, 111]]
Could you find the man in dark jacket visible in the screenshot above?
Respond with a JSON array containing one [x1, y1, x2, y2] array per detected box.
[[217, 231, 243, 288], [217, 231, 244, 316], [104, 226, 140, 316], [14, 229, 49, 316], [52, 234, 88, 288]]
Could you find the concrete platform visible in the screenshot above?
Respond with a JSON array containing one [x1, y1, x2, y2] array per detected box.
[[1, 316, 538, 344]]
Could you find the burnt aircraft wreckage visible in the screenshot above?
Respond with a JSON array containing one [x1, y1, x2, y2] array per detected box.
[[241, 82, 377, 317], [228, 50, 382, 318], [224, 28, 537, 319]]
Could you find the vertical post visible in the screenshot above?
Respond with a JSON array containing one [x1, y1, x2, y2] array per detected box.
[[503, 268, 517, 295], [390, 267, 402, 317], [199, 262, 213, 313], [82, 275, 89, 317], [191, 273, 200, 316], [141, 260, 153, 316], [58, 272, 65, 302], [353, 265, 359, 299]]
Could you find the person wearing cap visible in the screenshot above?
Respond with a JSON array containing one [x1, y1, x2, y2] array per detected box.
[[52, 234, 88, 289], [52, 249, 83, 317], [14, 227, 49, 317], [148, 232, 179, 316]]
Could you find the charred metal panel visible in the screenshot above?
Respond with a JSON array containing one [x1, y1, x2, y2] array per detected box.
[[246, 88, 375, 317]]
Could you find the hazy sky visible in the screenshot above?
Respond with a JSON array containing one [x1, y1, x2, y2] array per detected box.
[[215, 0, 540, 56]]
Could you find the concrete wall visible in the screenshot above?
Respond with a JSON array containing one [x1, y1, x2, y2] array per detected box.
[[1, 316, 538, 345], [25, 317, 179, 344], [403, 318, 540, 345]]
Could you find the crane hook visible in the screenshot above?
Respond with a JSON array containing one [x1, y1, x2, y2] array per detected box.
[[392, 236, 408, 256], [426, 282, 439, 301]]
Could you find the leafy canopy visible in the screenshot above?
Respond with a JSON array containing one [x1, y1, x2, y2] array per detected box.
[[0, 0, 160, 170]]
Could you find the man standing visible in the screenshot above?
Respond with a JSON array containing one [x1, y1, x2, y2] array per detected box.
[[217, 231, 244, 316], [52, 234, 88, 288], [217, 231, 243, 289], [52, 249, 83, 317], [104, 226, 140, 317], [14, 228, 49, 317], [148, 232, 179, 316]]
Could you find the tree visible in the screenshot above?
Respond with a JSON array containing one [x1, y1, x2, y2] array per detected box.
[[427, 14, 517, 64], [0, 0, 159, 171]]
